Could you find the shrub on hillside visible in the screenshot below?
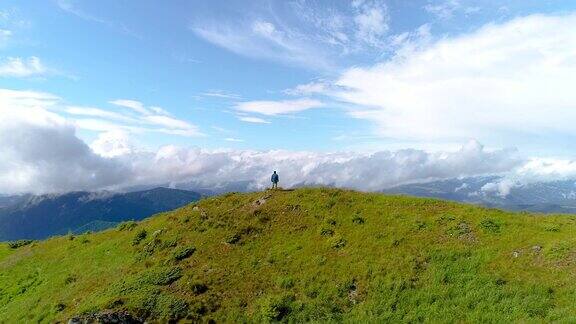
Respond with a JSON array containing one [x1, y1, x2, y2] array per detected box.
[[189, 281, 208, 295], [8, 240, 33, 249], [480, 219, 501, 234], [352, 215, 365, 224], [276, 276, 295, 289], [117, 221, 137, 231], [225, 233, 241, 244], [330, 236, 347, 249], [172, 246, 196, 261], [133, 229, 147, 246], [256, 294, 295, 322], [138, 267, 183, 286]]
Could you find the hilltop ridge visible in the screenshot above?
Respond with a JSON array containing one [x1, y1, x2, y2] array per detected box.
[[1, 188, 576, 322]]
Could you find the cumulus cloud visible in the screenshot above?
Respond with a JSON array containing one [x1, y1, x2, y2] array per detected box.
[[0, 102, 526, 194], [235, 99, 323, 116], [90, 130, 137, 158], [481, 158, 576, 197], [326, 13, 576, 144], [0, 56, 47, 77], [3, 90, 576, 196], [0, 99, 129, 193]]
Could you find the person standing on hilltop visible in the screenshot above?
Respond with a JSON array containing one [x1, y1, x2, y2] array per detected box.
[[271, 171, 279, 189]]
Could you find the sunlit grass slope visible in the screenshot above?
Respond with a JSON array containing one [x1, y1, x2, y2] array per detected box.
[[2, 188, 576, 322]]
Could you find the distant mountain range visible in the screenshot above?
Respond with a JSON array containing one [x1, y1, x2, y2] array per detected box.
[[3, 177, 576, 242], [384, 176, 576, 213], [0, 187, 201, 241]]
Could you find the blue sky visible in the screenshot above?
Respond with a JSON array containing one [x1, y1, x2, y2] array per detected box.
[[2, 0, 576, 194]]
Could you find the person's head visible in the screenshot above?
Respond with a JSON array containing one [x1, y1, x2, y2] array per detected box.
[[273, 171, 276, 174]]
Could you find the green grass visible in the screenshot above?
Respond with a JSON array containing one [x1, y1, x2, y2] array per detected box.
[[2, 188, 576, 322]]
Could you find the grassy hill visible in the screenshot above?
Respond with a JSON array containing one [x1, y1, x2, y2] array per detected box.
[[2, 188, 576, 322]]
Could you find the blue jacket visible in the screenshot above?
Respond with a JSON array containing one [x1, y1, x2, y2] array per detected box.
[[271, 173, 279, 183]]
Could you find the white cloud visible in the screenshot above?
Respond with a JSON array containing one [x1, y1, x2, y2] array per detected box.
[[1, 89, 202, 145], [143, 115, 201, 136], [56, 0, 140, 38], [0, 56, 47, 77], [106, 99, 200, 136], [190, 1, 390, 69], [0, 88, 59, 115], [225, 137, 244, 142], [424, 0, 479, 20], [90, 130, 137, 158], [235, 98, 323, 116], [354, 0, 389, 47], [481, 157, 576, 197], [0, 93, 129, 193], [0, 92, 522, 193], [200, 90, 242, 100], [238, 116, 271, 124], [149, 106, 171, 116], [0, 29, 11, 37], [284, 81, 328, 96], [4, 89, 576, 195], [65, 106, 139, 123], [329, 13, 576, 144], [192, 20, 333, 70], [109, 99, 150, 115]]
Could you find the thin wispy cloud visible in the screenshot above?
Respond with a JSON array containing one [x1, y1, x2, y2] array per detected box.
[[190, 0, 390, 69], [65, 106, 139, 124], [0, 56, 47, 77], [424, 0, 480, 20], [235, 98, 323, 116], [237, 116, 271, 124], [56, 0, 141, 38], [0, 89, 202, 139], [200, 90, 242, 100], [109, 99, 150, 115]]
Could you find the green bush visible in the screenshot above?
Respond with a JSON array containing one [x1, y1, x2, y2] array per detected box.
[[117, 221, 137, 231], [276, 276, 295, 289], [8, 240, 33, 249], [480, 219, 501, 234], [257, 294, 295, 322], [138, 267, 183, 286], [329, 236, 347, 249], [225, 233, 241, 244], [172, 246, 196, 261], [189, 281, 208, 295], [132, 229, 147, 246], [352, 215, 365, 224]]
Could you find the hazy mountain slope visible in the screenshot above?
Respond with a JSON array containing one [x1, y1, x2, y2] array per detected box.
[[1, 188, 576, 322], [0, 187, 201, 241], [384, 177, 576, 213]]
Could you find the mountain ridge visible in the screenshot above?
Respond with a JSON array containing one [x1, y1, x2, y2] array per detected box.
[[1, 188, 576, 322], [0, 187, 201, 241]]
